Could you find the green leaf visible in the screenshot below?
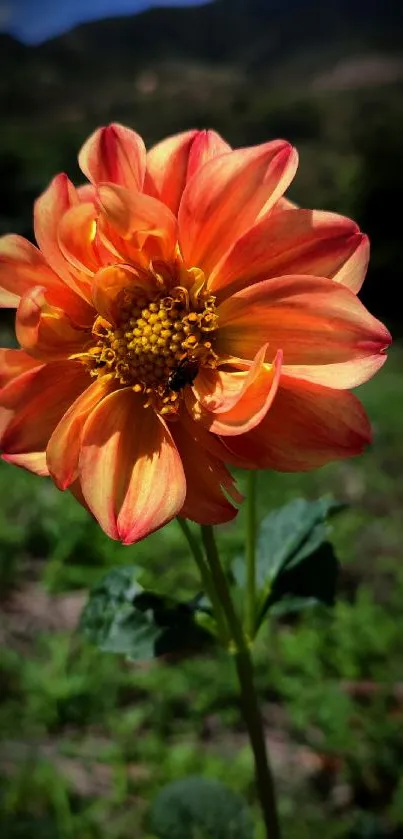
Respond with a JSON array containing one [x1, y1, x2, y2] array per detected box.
[[80, 567, 213, 661], [237, 496, 343, 629], [149, 776, 254, 839]]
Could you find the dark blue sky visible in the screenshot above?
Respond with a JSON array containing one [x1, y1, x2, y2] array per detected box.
[[0, 0, 215, 44]]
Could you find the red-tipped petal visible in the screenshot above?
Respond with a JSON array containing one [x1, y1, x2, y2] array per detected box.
[[2, 451, 49, 476], [222, 376, 372, 471], [47, 375, 116, 489], [209, 209, 365, 299], [178, 140, 298, 274], [0, 360, 90, 460], [34, 174, 92, 302], [217, 275, 391, 389], [145, 129, 199, 214], [171, 412, 242, 525], [79, 389, 186, 544], [186, 129, 231, 181], [16, 287, 91, 361], [78, 123, 146, 191]]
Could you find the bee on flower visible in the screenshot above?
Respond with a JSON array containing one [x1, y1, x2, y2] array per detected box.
[[0, 125, 391, 543]]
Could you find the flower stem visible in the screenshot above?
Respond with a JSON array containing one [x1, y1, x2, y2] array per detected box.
[[200, 524, 281, 839], [246, 471, 257, 639], [176, 517, 228, 645]]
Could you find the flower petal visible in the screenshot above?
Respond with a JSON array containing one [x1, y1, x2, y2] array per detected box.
[[79, 389, 186, 544], [16, 287, 91, 361], [47, 375, 116, 489], [57, 202, 101, 275], [209, 209, 366, 300], [222, 376, 372, 471], [34, 174, 92, 301], [78, 123, 146, 191], [0, 348, 40, 388], [217, 275, 391, 388], [91, 264, 153, 325], [2, 451, 49, 476], [145, 129, 231, 216], [178, 140, 298, 274], [170, 412, 242, 525], [186, 130, 232, 181], [0, 360, 90, 460], [98, 183, 178, 263], [144, 129, 199, 214], [333, 234, 370, 294], [0, 234, 62, 309]]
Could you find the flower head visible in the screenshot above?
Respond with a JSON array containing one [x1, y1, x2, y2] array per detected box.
[[0, 125, 391, 543]]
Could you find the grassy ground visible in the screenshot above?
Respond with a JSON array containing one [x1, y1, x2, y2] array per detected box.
[[0, 346, 402, 839]]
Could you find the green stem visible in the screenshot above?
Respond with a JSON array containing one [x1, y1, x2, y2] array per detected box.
[[200, 524, 281, 839], [246, 471, 257, 639], [176, 517, 228, 645]]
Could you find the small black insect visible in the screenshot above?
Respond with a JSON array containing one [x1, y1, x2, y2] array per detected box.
[[167, 357, 200, 392]]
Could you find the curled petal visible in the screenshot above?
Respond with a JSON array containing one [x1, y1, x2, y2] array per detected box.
[[57, 202, 101, 275], [34, 174, 92, 301], [78, 123, 146, 191], [79, 389, 186, 544], [179, 140, 298, 274], [0, 348, 40, 388], [16, 287, 91, 361], [222, 376, 372, 471], [0, 360, 90, 460], [217, 275, 391, 389], [171, 412, 242, 525], [209, 209, 366, 300], [91, 264, 153, 324], [47, 375, 116, 489], [98, 183, 178, 263]]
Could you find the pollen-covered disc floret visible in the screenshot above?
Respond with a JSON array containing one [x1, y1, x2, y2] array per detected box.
[[85, 267, 219, 415]]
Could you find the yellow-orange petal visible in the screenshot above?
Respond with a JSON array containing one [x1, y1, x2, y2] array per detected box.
[[0, 360, 90, 458], [209, 209, 365, 300], [16, 287, 91, 361], [0, 348, 40, 387], [171, 413, 242, 525], [0, 234, 62, 309], [333, 234, 370, 294], [34, 174, 92, 302], [91, 264, 153, 325], [217, 275, 391, 389], [222, 376, 372, 471], [78, 390, 186, 544], [144, 129, 199, 214], [47, 375, 116, 489], [57, 202, 101, 276], [2, 451, 49, 476], [178, 140, 298, 275], [97, 183, 178, 263], [78, 123, 146, 192]]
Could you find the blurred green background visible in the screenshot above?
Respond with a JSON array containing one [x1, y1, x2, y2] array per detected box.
[[0, 1, 402, 836]]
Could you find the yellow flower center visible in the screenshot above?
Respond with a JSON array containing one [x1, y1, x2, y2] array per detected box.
[[83, 266, 219, 415]]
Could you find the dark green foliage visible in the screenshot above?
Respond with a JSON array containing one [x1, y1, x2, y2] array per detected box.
[[80, 567, 213, 660], [150, 776, 254, 839]]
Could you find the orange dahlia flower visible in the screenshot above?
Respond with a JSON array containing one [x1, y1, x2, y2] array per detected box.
[[0, 125, 390, 543]]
